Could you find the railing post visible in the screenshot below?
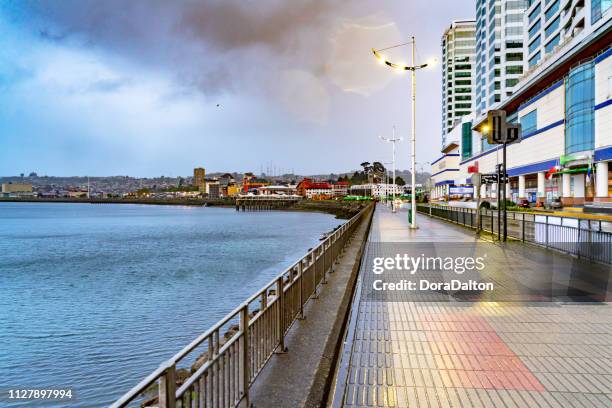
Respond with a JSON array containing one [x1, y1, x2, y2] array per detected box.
[[577, 221, 581, 259], [545, 215, 549, 248], [276, 277, 287, 352], [322, 242, 328, 284], [239, 305, 250, 408], [158, 363, 176, 408], [521, 212, 525, 242], [311, 252, 318, 299], [297, 261, 305, 319]]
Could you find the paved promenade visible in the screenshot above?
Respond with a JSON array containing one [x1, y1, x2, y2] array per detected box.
[[332, 204, 612, 407]]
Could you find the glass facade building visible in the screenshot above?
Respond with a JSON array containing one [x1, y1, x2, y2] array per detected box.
[[441, 20, 477, 147], [526, 0, 610, 68], [475, 0, 528, 116], [565, 62, 595, 154]]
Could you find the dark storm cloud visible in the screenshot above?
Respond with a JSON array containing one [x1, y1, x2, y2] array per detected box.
[[8, 0, 351, 95]]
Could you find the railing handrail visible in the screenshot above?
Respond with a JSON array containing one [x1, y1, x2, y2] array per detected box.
[[110, 204, 371, 408], [417, 203, 611, 265], [423, 202, 611, 224]]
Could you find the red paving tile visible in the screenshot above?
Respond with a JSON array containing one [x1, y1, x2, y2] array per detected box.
[[418, 312, 546, 392]]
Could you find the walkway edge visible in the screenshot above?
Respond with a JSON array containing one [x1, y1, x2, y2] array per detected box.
[[308, 205, 375, 408], [248, 204, 375, 408]]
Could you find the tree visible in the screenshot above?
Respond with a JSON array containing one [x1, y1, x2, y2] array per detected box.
[[395, 176, 406, 186]]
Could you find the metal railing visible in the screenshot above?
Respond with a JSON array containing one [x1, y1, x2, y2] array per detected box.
[[417, 204, 612, 265], [110, 205, 372, 408]]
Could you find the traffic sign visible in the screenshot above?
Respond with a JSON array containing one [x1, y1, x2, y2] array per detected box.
[[487, 110, 507, 145], [481, 173, 498, 184], [486, 110, 523, 144]]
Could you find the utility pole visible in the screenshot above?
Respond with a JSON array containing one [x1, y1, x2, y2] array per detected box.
[[380, 129, 402, 213], [410, 37, 418, 228]]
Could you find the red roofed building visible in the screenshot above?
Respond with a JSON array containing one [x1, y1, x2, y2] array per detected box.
[[296, 179, 333, 199], [332, 181, 349, 197]]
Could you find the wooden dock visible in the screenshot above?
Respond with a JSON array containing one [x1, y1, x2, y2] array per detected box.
[[235, 195, 301, 211]]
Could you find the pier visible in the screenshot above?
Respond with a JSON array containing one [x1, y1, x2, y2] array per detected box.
[[235, 195, 302, 211]]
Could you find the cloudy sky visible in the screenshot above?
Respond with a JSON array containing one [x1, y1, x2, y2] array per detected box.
[[0, 0, 474, 177]]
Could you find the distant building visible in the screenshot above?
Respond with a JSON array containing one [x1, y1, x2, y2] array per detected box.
[[349, 184, 372, 196], [207, 183, 220, 199], [441, 20, 476, 147], [1, 183, 34, 197], [193, 167, 206, 191], [332, 181, 349, 197], [258, 185, 297, 195], [242, 173, 270, 193], [349, 184, 403, 198], [2, 183, 33, 193], [296, 179, 333, 199], [226, 185, 241, 197]]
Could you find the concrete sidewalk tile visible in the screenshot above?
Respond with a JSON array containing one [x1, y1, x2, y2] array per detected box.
[[416, 388, 430, 408], [335, 205, 612, 407], [465, 388, 485, 408]]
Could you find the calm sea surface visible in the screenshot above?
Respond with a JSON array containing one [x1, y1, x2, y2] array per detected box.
[[0, 203, 342, 407]]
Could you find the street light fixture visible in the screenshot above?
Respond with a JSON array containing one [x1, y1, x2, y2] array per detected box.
[[372, 37, 435, 229], [380, 127, 402, 213]]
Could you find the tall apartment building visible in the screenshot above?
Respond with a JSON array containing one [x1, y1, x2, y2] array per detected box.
[[474, 0, 529, 116], [193, 167, 206, 191], [441, 20, 477, 148], [524, 0, 611, 70]]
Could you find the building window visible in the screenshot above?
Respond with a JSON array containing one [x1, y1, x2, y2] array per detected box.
[[461, 122, 473, 159], [545, 16, 560, 38], [529, 36, 541, 54], [529, 3, 542, 24], [529, 51, 541, 67], [505, 26, 523, 36], [506, 52, 523, 61], [529, 19, 541, 39], [565, 62, 595, 154], [506, 41, 523, 48], [506, 78, 519, 87], [545, 34, 560, 53], [506, 65, 524, 75], [520, 109, 537, 134], [592, 0, 612, 23], [545, 0, 560, 21]]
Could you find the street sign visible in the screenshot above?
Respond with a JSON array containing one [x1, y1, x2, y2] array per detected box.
[[449, 186, 474, 195], [487, 110, 506, 145], [481, 173, 498, 184], [486, 110, 522, 144], [505, 123, 522, 144]]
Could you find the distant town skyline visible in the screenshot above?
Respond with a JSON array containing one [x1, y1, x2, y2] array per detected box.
[[0, 0, 473, 177]]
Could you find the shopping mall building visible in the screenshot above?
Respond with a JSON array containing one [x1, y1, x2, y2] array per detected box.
[[432, 6, 611, 207]]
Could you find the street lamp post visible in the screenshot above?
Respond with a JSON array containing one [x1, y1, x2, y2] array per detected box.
[[380, 128, 402, 213], [382, 161, 393, 207], [373, 37, 435, 228]]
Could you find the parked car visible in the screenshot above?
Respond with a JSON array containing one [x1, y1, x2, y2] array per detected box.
[[517, 199, 530, 208], [549, 197, 563, 209]]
